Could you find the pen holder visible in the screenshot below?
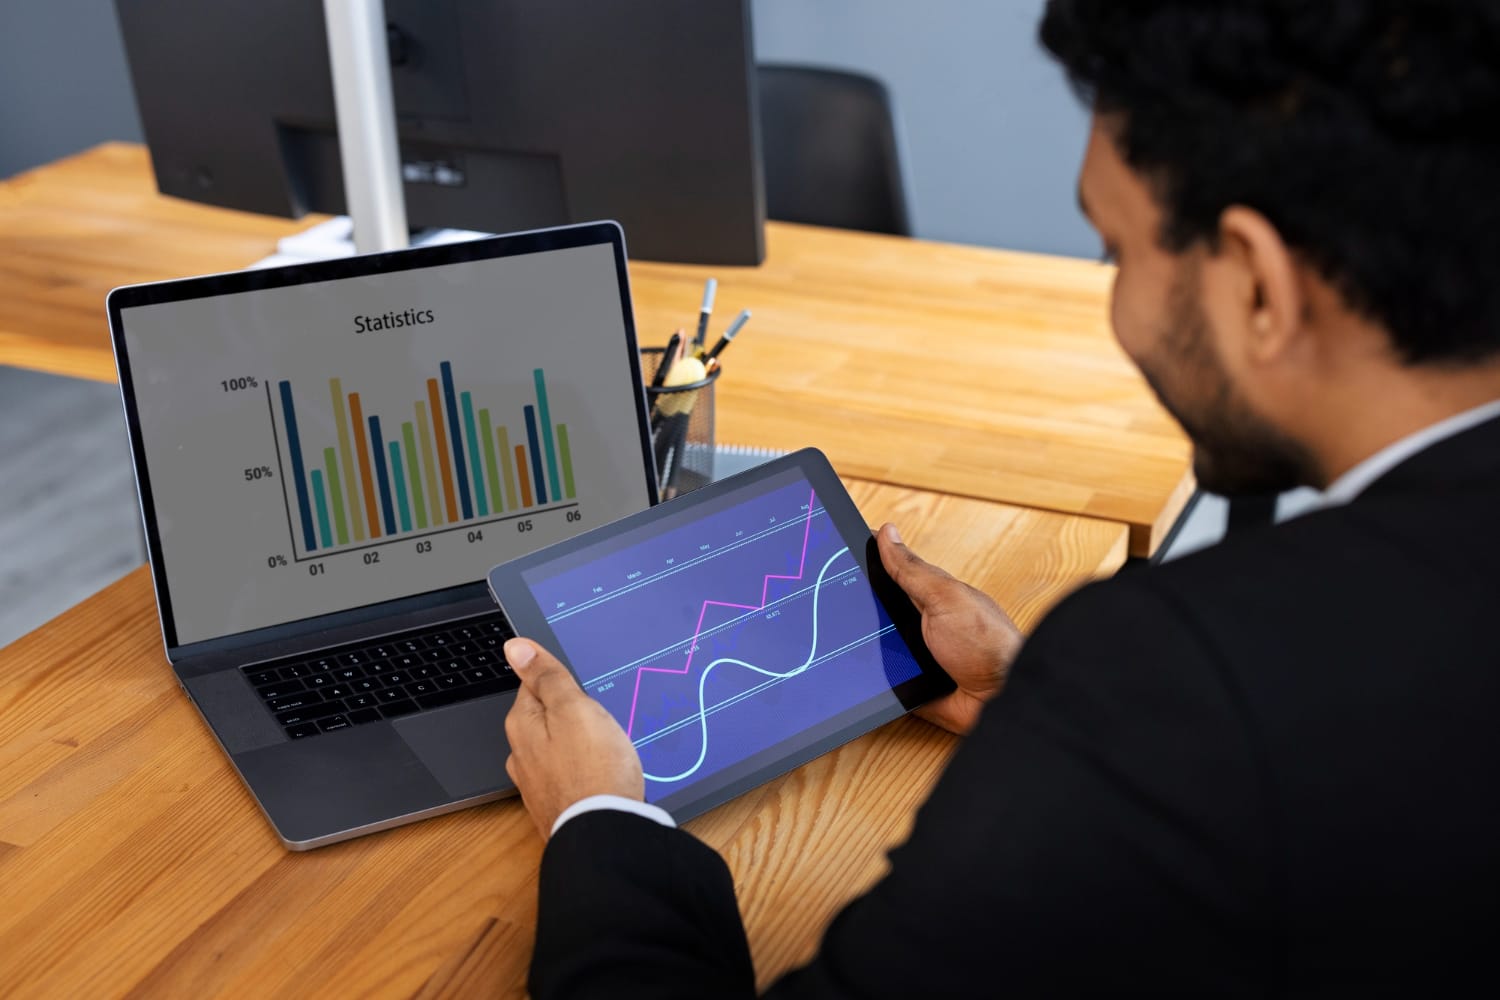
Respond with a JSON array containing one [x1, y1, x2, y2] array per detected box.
[[641, 346, 721, 499]]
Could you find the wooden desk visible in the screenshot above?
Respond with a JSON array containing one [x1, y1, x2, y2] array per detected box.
[[0, 144, 1191, 555], [0, 480, 1126, 997]]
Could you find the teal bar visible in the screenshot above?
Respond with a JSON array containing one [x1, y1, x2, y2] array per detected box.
[[388, 441, 413, 533], [534, 368, 562, 502], [460, 391, 489, 516], [310, 470, 333, 549]]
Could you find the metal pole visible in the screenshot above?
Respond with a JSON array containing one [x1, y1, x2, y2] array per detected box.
[[323, 0, 408, 253]]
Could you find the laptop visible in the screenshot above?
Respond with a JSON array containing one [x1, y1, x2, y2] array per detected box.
[[107, 222, 659, 849]]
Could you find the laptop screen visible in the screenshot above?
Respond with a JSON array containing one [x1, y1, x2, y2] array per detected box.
[[117, 236, 654, 647]]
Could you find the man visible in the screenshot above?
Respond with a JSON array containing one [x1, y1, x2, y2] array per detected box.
[[502, 1, 1500, 994]]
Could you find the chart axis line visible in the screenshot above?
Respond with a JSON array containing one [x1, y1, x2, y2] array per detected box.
[[288, 502, 578, 562], [545, 509, 829, 624]]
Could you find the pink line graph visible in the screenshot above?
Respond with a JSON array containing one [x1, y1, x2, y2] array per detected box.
[[624, 487, 818, 738]]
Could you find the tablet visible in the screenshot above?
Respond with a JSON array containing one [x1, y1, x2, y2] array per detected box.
[[486, 448, 954, 821]]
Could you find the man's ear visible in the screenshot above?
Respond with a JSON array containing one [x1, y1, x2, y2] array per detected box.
[[1217, 206, 1305, 365]]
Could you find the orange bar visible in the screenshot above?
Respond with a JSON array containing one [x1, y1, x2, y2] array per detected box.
[[348, 393, 382, 538], [515, 444, 534, 508], [427, 378, 460, 522]]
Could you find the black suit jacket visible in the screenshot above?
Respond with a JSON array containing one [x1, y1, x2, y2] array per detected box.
[[530, 416, 1500, 998]]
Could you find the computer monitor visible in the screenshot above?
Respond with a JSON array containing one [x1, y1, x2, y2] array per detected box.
[[113, 0, 765, 265]]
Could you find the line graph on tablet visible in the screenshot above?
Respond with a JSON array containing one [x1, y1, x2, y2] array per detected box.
[[533, 477, 924, 792]]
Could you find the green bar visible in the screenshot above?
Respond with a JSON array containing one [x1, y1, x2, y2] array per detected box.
[[415, 402, 443, 526], [534, 368, 562, 501], [478, 408, 503, 513], [324, 447, 349, 545], [389, 441, 413, 533], [310, 470, 333, 549], [496, 425, 518, 511], [460, 391, 489, 516], [556, 424, 577, 499], [402, 422, 427, 529]]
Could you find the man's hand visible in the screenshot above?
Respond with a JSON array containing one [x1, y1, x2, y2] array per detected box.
[[503, 637, 644, 839], [877, 522, 1023, 735]]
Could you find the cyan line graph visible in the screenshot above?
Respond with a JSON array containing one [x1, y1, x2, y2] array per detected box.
[[634, 543, 852, 783], [578, 563, 862, 692], [532, 476, 919, 795], [624, 487, 819, 737], [632, 624, 898, 751]]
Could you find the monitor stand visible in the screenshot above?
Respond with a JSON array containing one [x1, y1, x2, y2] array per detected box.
[[247, 1, 495, 270], [249, 216, 494, 269], [323, 0, 407, 255]]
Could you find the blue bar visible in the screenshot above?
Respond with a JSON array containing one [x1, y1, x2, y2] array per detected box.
[[278, 380, 318, 552], [310, 470, 333, 548], [534, 368, 561, 502], [440, 361, 474, 520], [460, 391, 489, 516], [524, 404, 548, 505], [369, 415, 398, 535], [388, 441, 413, 533]]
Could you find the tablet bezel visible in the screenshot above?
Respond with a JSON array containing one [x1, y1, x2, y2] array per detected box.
[[486, 447, 954, 822]]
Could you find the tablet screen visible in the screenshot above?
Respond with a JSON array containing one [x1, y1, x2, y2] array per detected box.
[[513, 465, 936, 816]]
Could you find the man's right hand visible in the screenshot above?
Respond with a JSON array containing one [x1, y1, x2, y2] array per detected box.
[[876, 522, 1023, 735]]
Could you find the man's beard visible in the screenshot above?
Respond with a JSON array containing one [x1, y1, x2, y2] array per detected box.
[[1139, 269, 1321, 497]]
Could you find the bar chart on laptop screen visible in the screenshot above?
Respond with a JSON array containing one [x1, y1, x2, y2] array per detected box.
[[270, 364, 582, 561], [121, 241, 655, 646]]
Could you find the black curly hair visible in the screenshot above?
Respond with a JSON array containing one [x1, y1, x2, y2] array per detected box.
[[1040, 0, 1500, 365]]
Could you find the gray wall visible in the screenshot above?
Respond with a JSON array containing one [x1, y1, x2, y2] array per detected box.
[[0, 0, 1095, 260], [753, 0, 1095, 259], [0, 0, 143, 178]]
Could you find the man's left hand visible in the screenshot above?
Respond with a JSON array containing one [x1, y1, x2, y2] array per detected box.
[[503, 637, 644, 839]]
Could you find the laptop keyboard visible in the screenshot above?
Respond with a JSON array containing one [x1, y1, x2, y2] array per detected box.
[[242, 613, 519, 739]]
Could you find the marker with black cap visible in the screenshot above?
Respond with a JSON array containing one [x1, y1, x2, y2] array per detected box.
[[704, 308, 751, 365], [692, 278, 718, 353]]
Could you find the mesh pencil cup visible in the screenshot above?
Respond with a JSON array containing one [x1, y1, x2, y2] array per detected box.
[[640, 346, 721, 498]]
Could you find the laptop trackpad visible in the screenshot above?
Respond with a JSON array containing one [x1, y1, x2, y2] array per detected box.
[[393, 693, 517, 800]]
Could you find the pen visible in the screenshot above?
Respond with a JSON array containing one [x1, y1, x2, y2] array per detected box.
[[693, 278, 717, 353], [651, 355, 707, 494], [703, 308, 751, 364], [651, 330, 683, 389]]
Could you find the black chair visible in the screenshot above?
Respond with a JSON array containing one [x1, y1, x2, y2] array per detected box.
[[757, 64, 911, 237]]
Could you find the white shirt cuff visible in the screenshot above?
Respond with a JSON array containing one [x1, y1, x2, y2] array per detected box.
[[550, 794, 676, 838]]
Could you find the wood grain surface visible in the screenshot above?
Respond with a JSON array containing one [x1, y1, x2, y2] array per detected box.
[[0, 479, 1126, 998], [0, 144, 1191, 554]]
